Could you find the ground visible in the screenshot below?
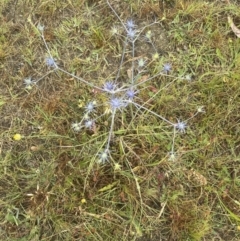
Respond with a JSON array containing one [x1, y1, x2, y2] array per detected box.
[[0, 0, 240, 240]]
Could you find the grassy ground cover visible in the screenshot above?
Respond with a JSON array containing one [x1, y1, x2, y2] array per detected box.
[[0, 0, 240, 240]]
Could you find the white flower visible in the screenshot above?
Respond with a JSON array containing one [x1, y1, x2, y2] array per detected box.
[[138, 58, 146, 68], [37, 23, 45, 32], [23, 77, 35, 88], [98, 150, 109, 164], [111, 26, 118, 35], [71, 122, 81, 132], [197, 106, 205, 113]]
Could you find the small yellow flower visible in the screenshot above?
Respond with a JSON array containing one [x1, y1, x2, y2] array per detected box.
[[13, 134, 22, 141], [26, 85, 32, 90], [152, 53, 159, 60], [145, 30, 152, 40], [114, 163, 122, 171], [78, 99, 85, 108], [81, 198, 87, 204]]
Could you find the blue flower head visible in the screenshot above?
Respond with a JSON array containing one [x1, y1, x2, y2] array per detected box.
[[85, 101, 96, 113], [126, 19, 136, 29], [163, 63, 171, 73], [175, 120, 187, 133], [85, 119, 94, 129], [103, 81, 117, 93], [126, 88, 138, 100], [110, 97, 126, 110], [46, 57, 56, 68], [127, 28, 136, 39]]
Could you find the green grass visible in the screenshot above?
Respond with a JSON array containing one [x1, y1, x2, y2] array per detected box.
[[1, 0, 240, 240]]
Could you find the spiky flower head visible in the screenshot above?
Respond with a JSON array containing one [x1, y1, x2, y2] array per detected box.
[[23, 77, 35, 89], [98, 149, 109, 164], [110, 97, 125, 110], [126, 28, 136, 39], [111, 26, 118, 35], [24, 77, 33, 86], [197, 106, 205, 113], [46, 57, 57, 68], [85, 101, 96, 113], [84, 119, 94, 129], [175, 120, 187, 133], [103, 81, 117, 93], [126, 88, 138, 100], [138, 58, 146, 68], [126, 19, 136, 29], [163, 63, 172, 73]]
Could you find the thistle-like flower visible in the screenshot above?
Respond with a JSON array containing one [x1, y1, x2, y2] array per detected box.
[[85, 101, 96, 113], [126, 19, 136, 29], [84, 119, 94, 129], [175, 120, 187, 133], [163, 63, 172, 73], [126, 88, 138, 100], [109, 97, 125, 110], [126, 28, 136, 39], [46, 57, 57, 68], [103, 81, 117, 93], [111, 26, 118, 35]]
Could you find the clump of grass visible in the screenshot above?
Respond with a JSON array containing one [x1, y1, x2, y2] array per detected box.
[[0, 0, 240, 240]]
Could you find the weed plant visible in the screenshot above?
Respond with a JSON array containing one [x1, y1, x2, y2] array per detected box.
[[0, 0, 240, 240], [26, 1, 203, 166]]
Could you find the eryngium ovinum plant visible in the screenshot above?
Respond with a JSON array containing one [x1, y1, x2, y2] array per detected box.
[[24, 1, 204, 168]]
